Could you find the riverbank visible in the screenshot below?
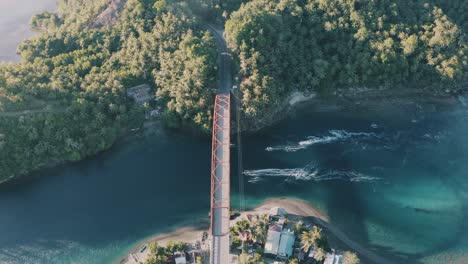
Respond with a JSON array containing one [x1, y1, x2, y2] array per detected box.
[[119, 197, 394, 264], [2, 83, 466, 186], [243, 83, 467, 132]]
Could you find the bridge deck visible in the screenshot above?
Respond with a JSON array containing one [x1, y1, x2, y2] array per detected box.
[[210, 94, 230, 264]]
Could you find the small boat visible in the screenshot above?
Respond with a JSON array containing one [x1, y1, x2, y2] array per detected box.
[[139, 244, 147, 253]]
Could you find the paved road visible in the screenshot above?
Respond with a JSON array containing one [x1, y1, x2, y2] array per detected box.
[[0, 108, 61, 117], [207, 25, 232, 95]]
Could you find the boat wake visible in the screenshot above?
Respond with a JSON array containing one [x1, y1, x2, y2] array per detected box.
[[244, 163, 379, 184], [266, 130, 380, 152], [266, 128, 451, 154]]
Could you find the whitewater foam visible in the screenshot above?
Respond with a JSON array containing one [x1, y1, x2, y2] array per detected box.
[[243, 163, 379, 183], [266, 129, 380, 152]]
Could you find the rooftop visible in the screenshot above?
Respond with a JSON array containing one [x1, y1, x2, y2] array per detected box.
[[269, 207, 287, 217], [127, 84, 153, 104], [278, 229, 295, 258], [269, 224, 282, 233], [324, 252, 343, 264]]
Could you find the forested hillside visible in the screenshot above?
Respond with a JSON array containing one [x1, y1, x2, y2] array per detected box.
[[0, 0, 218, 181], [226, 0, 467, 117], [0, 0, 466, 182]]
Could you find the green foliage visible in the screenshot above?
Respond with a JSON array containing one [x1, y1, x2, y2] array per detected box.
[[342, 251, 360, 264], [0, 0, 217, 182], [237, 252, 265, 264], [238, 253, 250, 264], [156, 29, 217, 133], [288, 258, 299, 264], [166, 240, 188, 253], [301, 225, 329, 253], [293, 220, 305, 236], [144, 240, 188, 264], [225, 0, 467, 120], [252, 253, 264, 264], [231, 237, 242, 250], [230, 214, 269, 246], [313, 247, 326, 262], [31, 12, 62, 30]]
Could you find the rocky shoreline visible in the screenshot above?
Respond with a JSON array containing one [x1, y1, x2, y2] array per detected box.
[[241, 82, 468, 133]]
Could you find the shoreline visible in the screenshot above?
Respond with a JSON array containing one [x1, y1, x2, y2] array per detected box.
[[118, 197, 395, 264], [243, 84, 467, 133], [0, 119, 162, 188], [2, 84, 466, 186]]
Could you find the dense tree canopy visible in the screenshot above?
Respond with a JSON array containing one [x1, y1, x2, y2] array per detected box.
[[225, 0, 467, 118], [1, 0, 466, 182], [0, 0, 218, 181]]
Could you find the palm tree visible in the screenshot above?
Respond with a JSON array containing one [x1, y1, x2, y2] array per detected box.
[[313, 247, 326, 262], [231, 220, 251, 253], [250, 214, 268, 244], [300, 230, 314, 254], [294, 221, 304, 235], [343, 251, 360, 264], [300, 225, 323, 253]]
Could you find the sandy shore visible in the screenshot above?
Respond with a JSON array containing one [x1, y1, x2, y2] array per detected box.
[[119, 219, 209, 264], [119, 197, 394, 264]]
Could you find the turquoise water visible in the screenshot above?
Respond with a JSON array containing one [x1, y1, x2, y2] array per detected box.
[[1, 2, 467, 263], [0, 101, 467, 264], [239, 103, 468, 263]]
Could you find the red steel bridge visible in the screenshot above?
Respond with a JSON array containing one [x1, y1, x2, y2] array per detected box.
[[210, 93, 231, 264], [208, 25, 234, 264]]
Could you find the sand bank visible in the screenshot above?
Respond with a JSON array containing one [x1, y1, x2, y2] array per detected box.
[[119, 197, 393, 264]]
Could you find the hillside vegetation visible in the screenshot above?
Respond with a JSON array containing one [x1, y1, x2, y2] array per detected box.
[[0, 0, 217, 181], [225, 0, 467, 118], [0, 0, 466, 182]]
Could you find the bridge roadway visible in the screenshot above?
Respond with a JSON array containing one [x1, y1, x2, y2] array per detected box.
[[208, 25, 232, 264]]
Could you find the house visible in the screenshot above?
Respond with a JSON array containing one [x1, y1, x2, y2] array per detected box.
[[309, 249, 343, 264], [264, 224, 282, 256], [264, 224, 296, 259], [269, 207, 287, 217], [324, 251, 343, 264], [127, 84, 153, 105], [294, 247, 305, 261], [149, 109, 161, 117], [277, 229, 295, 259], [174, 251, 187, 264], [187, 249, 201, 264]]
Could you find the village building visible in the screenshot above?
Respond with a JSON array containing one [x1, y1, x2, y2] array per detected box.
[[126, 84, 153, 105], [264, 224, 282, 256], [324, 251, 343, 264], [309, 249, 343, 264], [174, 251, 187, 264], [269, 207, 287, 217], [277, 229, 295, 259], [264, 207, 296, 259]]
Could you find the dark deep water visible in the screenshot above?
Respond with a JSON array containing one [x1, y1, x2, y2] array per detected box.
[[1, 1, 467, 263], [0, 101, 467, 264]]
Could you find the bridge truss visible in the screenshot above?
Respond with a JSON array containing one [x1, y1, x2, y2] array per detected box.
[[210, 94, 231, 264]]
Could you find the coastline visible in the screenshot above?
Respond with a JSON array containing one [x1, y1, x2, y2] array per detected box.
[[2, 83, 466, 185], [118, 197, 395, 264], [243, 84, 467, 133]]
